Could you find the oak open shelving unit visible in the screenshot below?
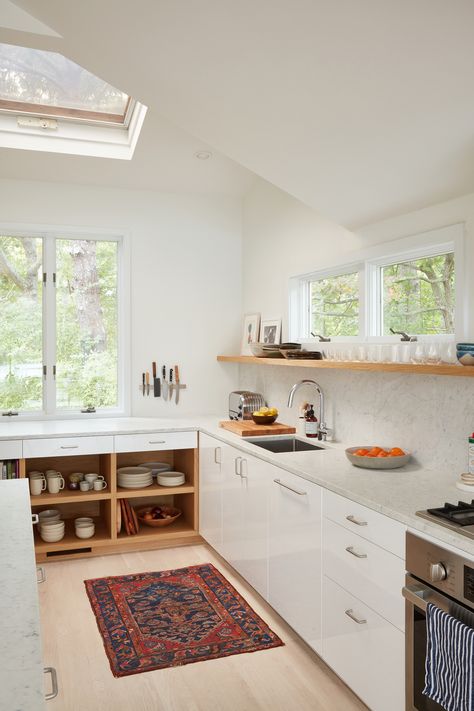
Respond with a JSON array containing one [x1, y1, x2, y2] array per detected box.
[[217, 354, 474, 377], [21, 446, 200, 563]]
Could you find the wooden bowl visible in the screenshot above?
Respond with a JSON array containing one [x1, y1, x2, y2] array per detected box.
[[251, 414, 278, 425], [136, 505, 182, 527]]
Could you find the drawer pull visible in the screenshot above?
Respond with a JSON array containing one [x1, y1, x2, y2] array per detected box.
[[346, 514, 368, 527], [273, 478, 307, 496], [345, 545, 367, 559], [44, 666, 58, 700], [60, 445, 78, 450], [32, 514, 39, 525], [345, 608, 367, 625], [149, 440, 166, 444], [214, 446, 221, 464], [37, 566, 46, 584], [234, 456, 242, 476]]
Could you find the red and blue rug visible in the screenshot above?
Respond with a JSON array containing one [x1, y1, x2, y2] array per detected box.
[[84, 563, 283, 677]]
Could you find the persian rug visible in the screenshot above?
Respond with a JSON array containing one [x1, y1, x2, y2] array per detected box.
[[84, 563, 283, 677]]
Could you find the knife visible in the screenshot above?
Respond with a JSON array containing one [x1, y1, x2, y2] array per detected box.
[[152, 362, 161, 397], [145, 371, 150, 396], [161, 365, 168, 400], [142, 372, 145, 396], [175, 364, 180, 404], [168, 368, 174, 401]]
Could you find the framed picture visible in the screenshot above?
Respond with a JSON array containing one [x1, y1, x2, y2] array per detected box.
[[261, 319, 281, 346], [241, 313, 260, 355]]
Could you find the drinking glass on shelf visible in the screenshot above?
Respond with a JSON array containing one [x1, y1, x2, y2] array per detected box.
[[357, 345, 367, 362], [411, 343, 426, 364], [426, 343, 441, 365]]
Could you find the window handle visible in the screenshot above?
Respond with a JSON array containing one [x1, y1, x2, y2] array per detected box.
[[389, 328, 417, 342]]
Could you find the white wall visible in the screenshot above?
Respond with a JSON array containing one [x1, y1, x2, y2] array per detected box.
[[240, 180, 474, 472], [0, 178, 242, 416]]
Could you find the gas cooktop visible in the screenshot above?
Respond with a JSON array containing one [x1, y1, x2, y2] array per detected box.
[[417, 500, 474, 540]]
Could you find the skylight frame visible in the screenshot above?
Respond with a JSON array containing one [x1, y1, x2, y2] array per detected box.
[[0, 95, 133, 126]]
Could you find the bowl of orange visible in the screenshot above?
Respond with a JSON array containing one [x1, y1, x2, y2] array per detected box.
[[345, 446, 410, 469]]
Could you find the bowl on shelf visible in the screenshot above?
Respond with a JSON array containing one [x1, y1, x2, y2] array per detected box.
[[280, 349, 323, 360], [38, 509, 61, 523], [136, 505, 182, 528], [251, 413, 278, 425], [345, 446, 411, 470], [457, 343, 474, 366], [139, 462, 171, 478], [156, 471, 186, 487], [249, 343, 283, 358], [39, 520, 65, 542]]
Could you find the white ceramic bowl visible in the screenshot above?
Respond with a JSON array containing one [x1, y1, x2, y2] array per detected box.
[[40, 520, 65, 528], [345, 447, 411, 470], [38, 509, 61, 522], [140, 462, 171, 477], [157, 471, 186, 487], [117, 466, 151, 475], [75, 517, 93, 525], [75, 526, 95, 539], [40, 530, 65, 542]]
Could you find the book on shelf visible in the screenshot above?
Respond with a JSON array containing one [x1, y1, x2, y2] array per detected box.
[[0, 460, 20, 480]]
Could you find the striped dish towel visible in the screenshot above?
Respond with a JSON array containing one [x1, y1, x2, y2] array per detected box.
[[423, 602, 474, 711]]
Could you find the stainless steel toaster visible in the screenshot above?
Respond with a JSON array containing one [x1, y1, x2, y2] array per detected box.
[[229, 391, 266, 420]]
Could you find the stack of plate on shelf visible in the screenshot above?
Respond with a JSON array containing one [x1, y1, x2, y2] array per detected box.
[[117, 466, 153, 489], [138, 461, 171, 479]]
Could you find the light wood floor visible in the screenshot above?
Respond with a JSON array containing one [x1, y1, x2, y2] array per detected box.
[[39, 545, 368, 711]]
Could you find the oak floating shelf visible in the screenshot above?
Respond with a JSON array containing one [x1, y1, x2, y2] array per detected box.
[[217, 355, 473, 377]]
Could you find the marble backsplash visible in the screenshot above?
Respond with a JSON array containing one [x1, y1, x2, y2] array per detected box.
[[239, 364, 474, 473]]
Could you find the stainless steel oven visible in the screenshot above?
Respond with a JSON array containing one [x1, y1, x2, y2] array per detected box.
[[403, 532, 474, 711]]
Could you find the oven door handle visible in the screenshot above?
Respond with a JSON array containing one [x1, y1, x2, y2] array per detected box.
[[402, 583, 452, 614]]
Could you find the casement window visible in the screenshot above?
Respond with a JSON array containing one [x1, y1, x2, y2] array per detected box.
[[0, 231, 128, 417], [290, 224, 464, 342]]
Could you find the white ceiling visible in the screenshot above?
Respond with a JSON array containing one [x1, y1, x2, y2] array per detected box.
[[5, 0, 474, 226]]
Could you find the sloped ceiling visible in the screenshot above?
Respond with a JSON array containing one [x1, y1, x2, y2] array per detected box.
[[6, 0, 474, 226]]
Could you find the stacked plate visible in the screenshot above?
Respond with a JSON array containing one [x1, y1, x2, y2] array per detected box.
[[117, 466, 153, 489], [461, 472, 474, 486], [139, 462, 171, 479]]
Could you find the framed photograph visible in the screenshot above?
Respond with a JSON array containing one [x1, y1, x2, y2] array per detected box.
[[261, 319, 281, 346], [241, 313, 260, 355]]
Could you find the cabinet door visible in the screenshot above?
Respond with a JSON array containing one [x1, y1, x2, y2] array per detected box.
[[221, 445, 244, 568], [268, 471, 322, 653], [198, 433, 224, 554]]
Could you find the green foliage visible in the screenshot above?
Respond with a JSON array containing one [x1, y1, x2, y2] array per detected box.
[[311, 272, 359, 337]]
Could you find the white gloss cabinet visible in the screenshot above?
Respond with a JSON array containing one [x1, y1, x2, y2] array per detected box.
[[198, 433, 225, 554], [322, 576, 404, 711], [268, 471, 322, 654]]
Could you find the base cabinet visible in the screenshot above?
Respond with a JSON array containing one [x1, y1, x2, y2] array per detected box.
[[199, 433, 225, 553], [322, 575, 404, 711], [268, 471, 322, 654]]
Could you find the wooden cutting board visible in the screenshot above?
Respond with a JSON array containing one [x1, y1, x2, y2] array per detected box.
[[219, 420, 296, 437]]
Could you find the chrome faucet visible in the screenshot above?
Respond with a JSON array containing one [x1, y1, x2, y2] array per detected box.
[[287, 379, 328, 441]]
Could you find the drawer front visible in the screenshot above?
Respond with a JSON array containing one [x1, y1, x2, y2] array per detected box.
[[323, 489, 405, 559], [23, 436, 114, 458], [322, 576, 404, 711], [0, 439, 22, 459], [114, 431, 197, 453], [323, 517, 405, 630]]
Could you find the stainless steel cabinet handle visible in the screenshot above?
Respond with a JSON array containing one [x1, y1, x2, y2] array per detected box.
[[32, 514, 39, 525], [37, 566, 46, 584], [148, 440, 166, 444], [214, 446, 221, 464], [60, 445, 78, 449], [273, 478, 307, 496], [44, 666, 58, 700], [234, 457, 242, 476], [346, 514, 368, 526], [345, 608, 367, 625], [346, 545, 368, 559], [240, 458, 248, 480]]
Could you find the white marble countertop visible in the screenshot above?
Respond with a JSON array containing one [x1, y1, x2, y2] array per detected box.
[[1, 414, 473, 557], [0, 480, 45, 711]]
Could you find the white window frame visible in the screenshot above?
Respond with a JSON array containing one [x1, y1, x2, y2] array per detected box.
[[0, 223, 130, 420], [289, 223, 465, 344]]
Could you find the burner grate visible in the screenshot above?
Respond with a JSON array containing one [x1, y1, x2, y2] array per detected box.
[[427, 500, 474, 527]]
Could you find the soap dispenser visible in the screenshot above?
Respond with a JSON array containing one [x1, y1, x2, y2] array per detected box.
[[304, 404, 318, 438]]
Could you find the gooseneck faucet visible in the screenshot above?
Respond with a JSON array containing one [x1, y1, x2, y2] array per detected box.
[[287, 379, 328, 441]]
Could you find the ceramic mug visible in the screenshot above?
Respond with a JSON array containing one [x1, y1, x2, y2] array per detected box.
[[93, 479, 107, 491], [29, 470, 44, 478], [84, 473, 104, 486], [47, 475, 65, 494], [30, 477, 46, 496], [46, 469, 62, 479], [79, 480, 90, 492]]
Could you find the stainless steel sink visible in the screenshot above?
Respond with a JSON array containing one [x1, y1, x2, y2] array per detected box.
[[247, 436, 325, 453]]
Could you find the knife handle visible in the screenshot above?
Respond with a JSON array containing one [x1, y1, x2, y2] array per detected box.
[[142, 372, 145, 384], [174, 365, 180, 383], [169, 368, 173, 384], [152, 362, 156, 378], [146, 372, 150, 386], [162, 365, 166, 380]]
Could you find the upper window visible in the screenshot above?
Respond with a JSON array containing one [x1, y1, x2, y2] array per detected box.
[[310, 271, 359, 337], [0, 232, 125, 417], [290, 225, 463, 342], [0, 43, 147, 159], [0, 43, 131, 124]]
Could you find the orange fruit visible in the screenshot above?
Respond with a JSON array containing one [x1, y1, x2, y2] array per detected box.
[[368, 447, 382, 456], [377, 451, 389, 457], [355, 448, 369, 456], [390, 447, 405, 456]]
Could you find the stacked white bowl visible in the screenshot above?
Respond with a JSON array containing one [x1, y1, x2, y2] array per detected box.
[[75, 516, 95, 539], [40, 519, 65, 542], [140, 462, 171, 479], [117, 466, 153, 489], [38, 509, 61, 524]]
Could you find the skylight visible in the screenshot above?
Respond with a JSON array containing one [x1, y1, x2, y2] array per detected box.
[[0, 42, 146, 159], [0, 43, 131, 125]]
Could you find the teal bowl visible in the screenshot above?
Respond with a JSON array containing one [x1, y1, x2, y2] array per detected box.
[[457, 343, 474, 366]]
